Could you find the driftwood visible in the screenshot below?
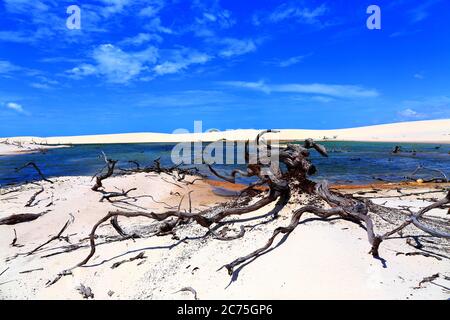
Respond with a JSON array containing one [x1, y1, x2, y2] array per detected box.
[[16, 162, 53, 184], [405, 165, 449, 183], [0, 267, 8, 277], [111, 252, 146, 269], [414, 273, 440, 289], [0, 211, 50, 225], [10, 229, 23, 247], [92, 152, 117, 191], [100, 188, 137, 202], [25, 183, 44, 207], [26, 216, 73, 256], [396, 252, 442, 260], [174, 287, 199, 300], [19, 268, 44, 274], [110, 216, 140, 239], [46, 270, 72, 287]]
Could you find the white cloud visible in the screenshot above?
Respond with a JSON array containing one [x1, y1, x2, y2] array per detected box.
[[397, 96, 450, 120], [311, 96, 334, 103], [139, 5, 161, 17], [153, 51, 211, 75], [408, 0, 442, 23], [144, 17, 173, 34], [3, 0, 49, 13], [221, 80, 379, 98], [413, 73, 424, 80], [398, 108, 422, 118], [220, 80, 271, 93], [278, 55, 307, 67], [269, 3, 329, 25], [0, 60, 20, 74], [30, 76, 59, 90], [68, 44, 158, 83], [68, 44, 210, 82], [100, 0, 132, 15], [274, 83, 379, 98], [0, 31, 31, 43], [219, 38, 257, 58], [191, 0, 235, 31], [5, 102, 30, 115], [30, 83, 52, 89], [120, 33, 162, 46]]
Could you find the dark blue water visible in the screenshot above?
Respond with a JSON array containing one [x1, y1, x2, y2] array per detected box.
[[0, 142, 449, 187]]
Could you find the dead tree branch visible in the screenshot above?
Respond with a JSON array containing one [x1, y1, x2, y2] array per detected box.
[[0, 211, 50, 225], [26, 216, 73, 256], [16, 162, 53, 184], [174, 287, 199, 300], [111, 252, 146, 269], [100, 188, 137, 202], [25, 183, 44, 207], [92, 152, 118, 191]]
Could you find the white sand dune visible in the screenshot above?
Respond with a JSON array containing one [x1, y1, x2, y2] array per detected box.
[[2, 119, 450, 146]]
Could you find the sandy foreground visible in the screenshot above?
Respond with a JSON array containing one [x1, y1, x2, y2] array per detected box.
[[2, 120, 450, 149], [0, 172, 449, 300]]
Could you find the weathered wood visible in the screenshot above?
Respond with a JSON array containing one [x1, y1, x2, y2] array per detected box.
[[0, 212, 47, 225], [92, 152, 117, 191], [111, 252, 146, 269], [26, 217, 73, 256], [16, 162, 53, 184]]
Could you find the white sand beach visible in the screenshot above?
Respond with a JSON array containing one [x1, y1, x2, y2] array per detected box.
[[0, 172, 449, 300], [1, 120, 449, 152], [0, 142, 69, 156]]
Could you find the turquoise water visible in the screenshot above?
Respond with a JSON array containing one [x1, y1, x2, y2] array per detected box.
[[0, 142, 449, 187]]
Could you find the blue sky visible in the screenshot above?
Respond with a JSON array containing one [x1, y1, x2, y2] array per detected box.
[[0, 0, 449, 136]]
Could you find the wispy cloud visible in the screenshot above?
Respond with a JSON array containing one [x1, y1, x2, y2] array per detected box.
[[30, 76, 59, 90], [67, 44, 158, 83], [269, 3, 328, 24], [144, 17, 173, 34], [397, 96, 450, 120], [266, 53, 311, 67], [119, 33, 163, 46], [100, 0, 132, 16], [189, 0, 236, 37], [221, 80, 270, 93], [253, 2, 330, 28], [218, 38, 257, 58], [397, 108, 424, 119], [278, 55, 307, 67], [3, 0, 49, 14], [4, 102, 30, 115], [67, 44, 212, 82], [0, 31, 32, 43], [153, 50, 211, 75], [0, 60, 21, 74], [409, 0, 442, 23], [220, 80, 379, 98]]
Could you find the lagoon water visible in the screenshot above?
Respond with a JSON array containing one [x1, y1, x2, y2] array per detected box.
[[0, 141, 449, 187]]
